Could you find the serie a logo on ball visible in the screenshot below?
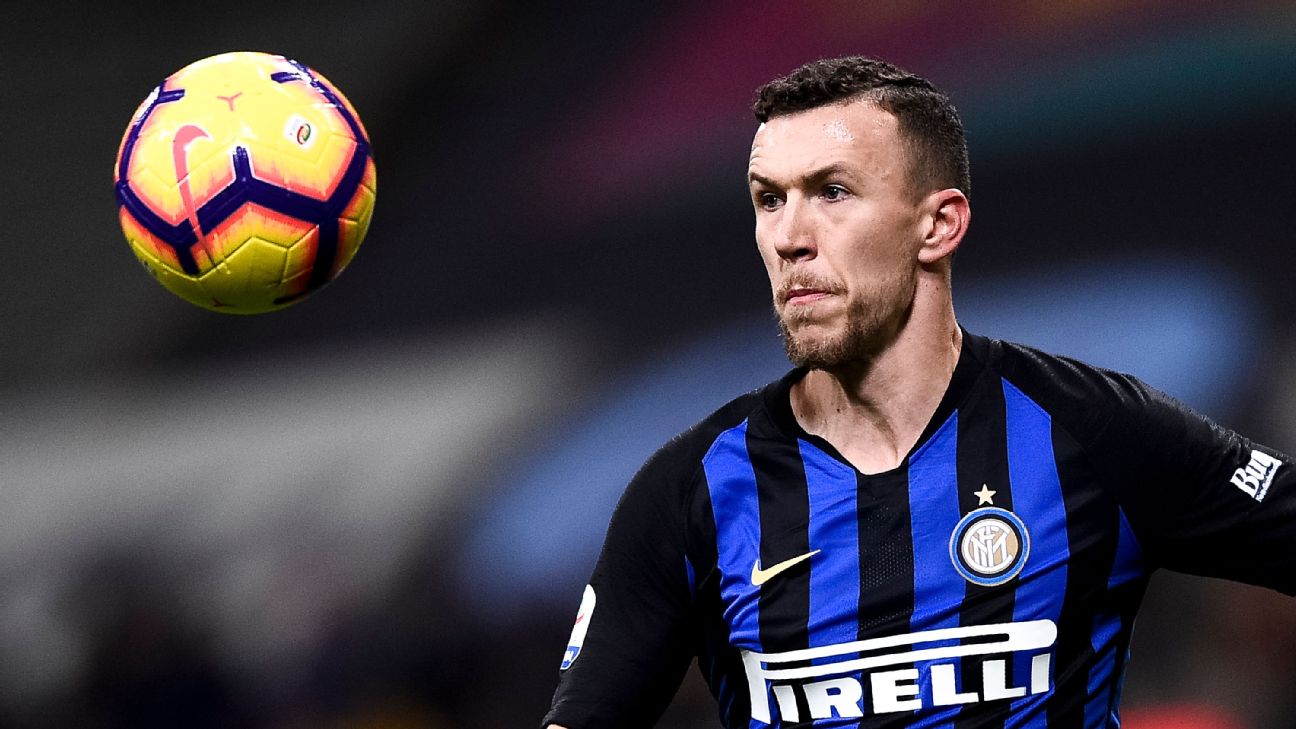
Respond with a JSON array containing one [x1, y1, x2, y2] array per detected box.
[[113, 51, 377, 314], [949, 507, 1030, 586]]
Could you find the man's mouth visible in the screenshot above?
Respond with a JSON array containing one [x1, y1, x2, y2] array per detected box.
[[782, 287, 834, 306]]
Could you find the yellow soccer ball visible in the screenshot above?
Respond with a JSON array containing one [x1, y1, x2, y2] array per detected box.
[[113, 51, 377, 314]]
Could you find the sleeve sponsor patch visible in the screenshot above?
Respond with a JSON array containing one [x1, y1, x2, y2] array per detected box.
[[1230, 449, 1280, 502], [560, 584, 596, 670]]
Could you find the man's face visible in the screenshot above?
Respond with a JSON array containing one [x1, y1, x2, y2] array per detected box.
[[748, 100, 928, 370]]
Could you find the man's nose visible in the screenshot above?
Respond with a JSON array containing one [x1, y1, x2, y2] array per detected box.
[[773, 196, 816, 262]]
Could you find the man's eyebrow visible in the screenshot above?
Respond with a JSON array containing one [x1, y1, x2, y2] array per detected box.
[[748, 163, 857, 188]]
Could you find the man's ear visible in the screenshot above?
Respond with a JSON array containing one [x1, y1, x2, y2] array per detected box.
[[917, 188, 970, 265]]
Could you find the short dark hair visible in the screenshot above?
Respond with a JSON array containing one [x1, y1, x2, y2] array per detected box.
[[753, 56, 970, 200]]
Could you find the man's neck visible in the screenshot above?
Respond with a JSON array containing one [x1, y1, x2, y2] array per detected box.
[[790, 303, 962, 475]]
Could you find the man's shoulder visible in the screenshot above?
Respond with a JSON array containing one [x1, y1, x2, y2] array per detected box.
[[972, 331, 1175, 441], [984, 335, 1141, 396]]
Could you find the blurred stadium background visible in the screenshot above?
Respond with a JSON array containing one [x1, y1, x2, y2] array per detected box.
[[3, 1, 1296, 726]]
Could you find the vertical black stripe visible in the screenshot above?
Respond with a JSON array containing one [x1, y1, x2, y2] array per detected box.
[[749, 430, 813, 723], [1045, 424, 1121, 727], [1104, 577, 1149, 725], [856, 468, 916, 729], [953, 374, 1016, 729], [856, 470, 918, 638], [751, 433, 812, 653]]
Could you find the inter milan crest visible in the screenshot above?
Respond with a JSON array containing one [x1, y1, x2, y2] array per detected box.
[[949, 506, 1030, 586]]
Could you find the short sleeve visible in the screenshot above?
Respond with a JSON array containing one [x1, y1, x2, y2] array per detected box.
[[1084, 375, 1296, 595]]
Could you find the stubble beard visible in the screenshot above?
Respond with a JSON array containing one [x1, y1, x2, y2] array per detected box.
[[776, 279, 914, 372]]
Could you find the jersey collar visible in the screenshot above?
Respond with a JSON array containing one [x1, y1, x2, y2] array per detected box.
[[762, 328, 992, 474]]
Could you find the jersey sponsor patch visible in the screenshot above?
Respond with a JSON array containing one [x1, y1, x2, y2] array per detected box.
[[741, 620, 1058, 722], [1230, 449, 1281, 502], [560, 584, 596, 670], [949, 507, 1030, 586]]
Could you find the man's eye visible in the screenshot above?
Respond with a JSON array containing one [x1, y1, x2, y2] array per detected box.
[[758, 192, 782, 209], [823, 184, 848, 201]]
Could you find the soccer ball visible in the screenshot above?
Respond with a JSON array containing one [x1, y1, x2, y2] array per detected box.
[[113, 51, 376, 314]]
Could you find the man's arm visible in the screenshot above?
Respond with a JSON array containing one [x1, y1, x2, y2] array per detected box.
[[540, 443, 701, 729], [1000, 341, 1296, 594], [1068, 368, 1296, 594]]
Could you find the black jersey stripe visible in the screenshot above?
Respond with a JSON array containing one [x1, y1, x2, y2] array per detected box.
[[953, 370, 1016, 729], [1001, 379, 1070, 724], [1044, 421, 1119, 727], [698, 579, 754, 728], [955, 370, 1015, 514], [752, 425, 813, 657], [853, 465, 918, 726], [750, 424, 814, 724]]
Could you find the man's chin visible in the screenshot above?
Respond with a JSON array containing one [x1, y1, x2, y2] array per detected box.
[[783, 332, 847, 369], [780, 320, 890, 370], [779, 315, 839, 338]]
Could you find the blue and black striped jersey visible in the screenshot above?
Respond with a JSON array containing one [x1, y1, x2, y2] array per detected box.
[[543, 331, 1296, 729]]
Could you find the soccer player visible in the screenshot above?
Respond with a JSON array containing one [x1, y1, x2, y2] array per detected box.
[[542, 56, 1296, 728]]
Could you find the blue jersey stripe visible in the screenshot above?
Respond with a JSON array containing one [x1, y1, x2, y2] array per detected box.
[[799, 440, 860, 723], [703, 419, 766, 728], [906, 411, 963, 728], [1002, 379, 1069, 727], [800, 440, 860, 651], [1083, 508, 1144, 727]]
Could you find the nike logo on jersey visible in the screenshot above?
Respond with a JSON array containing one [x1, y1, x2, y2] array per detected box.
[[751, 549, 821, 586]]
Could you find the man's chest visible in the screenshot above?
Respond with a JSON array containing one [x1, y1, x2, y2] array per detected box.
[[700, 410, 1141, 723]]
